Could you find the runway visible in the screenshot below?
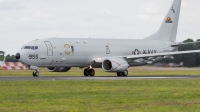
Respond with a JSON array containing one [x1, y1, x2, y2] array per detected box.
[[1, 76, 200, 81]]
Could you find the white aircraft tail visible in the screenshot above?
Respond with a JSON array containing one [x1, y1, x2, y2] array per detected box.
[[145, 0, 182, 42]]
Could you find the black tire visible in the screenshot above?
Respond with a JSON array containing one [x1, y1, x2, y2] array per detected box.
[[88, 69, 95, 76], [122, 70, 128, 77], [117, 72, 122, 77], [84, 69, 89, 76], [32, 71, 35, 77], [35, 71, 39, 77]]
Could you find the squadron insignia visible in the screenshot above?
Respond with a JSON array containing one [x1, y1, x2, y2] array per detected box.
[[64, 44, 71, 55], [106, 43, 110, 54], [165, 17, 173, 23]]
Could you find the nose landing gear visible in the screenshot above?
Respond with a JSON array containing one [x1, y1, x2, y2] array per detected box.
[[30, 66, 39, 77], [33, 70, 39, 77]]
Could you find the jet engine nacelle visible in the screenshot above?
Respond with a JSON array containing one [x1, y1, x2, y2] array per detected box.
[[46, 67, 71, 72], [102, 58, 129, 72]]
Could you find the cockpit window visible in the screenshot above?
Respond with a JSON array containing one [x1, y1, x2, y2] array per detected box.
[[31, 46, 35, 50], [24, 46, 31, 49], [35, 46, 38, 50], [23, 46, 38, 50]]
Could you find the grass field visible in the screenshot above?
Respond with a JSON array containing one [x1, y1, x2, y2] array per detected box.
[[1, 79, 200, 112], [1, 67, 200, 111], [0, 66, 200, 76]]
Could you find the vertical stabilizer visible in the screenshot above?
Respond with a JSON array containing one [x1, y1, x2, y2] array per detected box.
[[145, 0, 182, 42]]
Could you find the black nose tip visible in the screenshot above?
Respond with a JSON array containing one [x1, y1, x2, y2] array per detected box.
[[15, 53, 20, 59]]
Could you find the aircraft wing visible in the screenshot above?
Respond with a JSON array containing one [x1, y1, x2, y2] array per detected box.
[[94, 50, 200, 63], [171, 42, 200, 47], [126, 50, 200, 59]]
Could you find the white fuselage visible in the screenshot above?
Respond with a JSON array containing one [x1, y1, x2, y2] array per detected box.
[[18, 38, 173, 67]]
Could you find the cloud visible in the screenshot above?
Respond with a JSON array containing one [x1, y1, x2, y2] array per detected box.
[[1, 0, 200, 55], [20, 17, 32, 23], [32, 11, 51, 18], [0, 0, 25, 10], [139, 2, 159, 14]]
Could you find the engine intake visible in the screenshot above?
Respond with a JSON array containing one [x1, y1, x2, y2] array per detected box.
[[102, 58, 129, 72]]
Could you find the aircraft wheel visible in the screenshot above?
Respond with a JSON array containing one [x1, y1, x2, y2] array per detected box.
[[84, 69, 89, 76], [88, 69, 95, 76], [117, 72, 122, 77], [122, 70, 128, 77], [32, 71, 35, 77], [33, 70, 39, 77]]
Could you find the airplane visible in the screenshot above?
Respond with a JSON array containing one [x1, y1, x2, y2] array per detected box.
[[15, 0, 200, 77]]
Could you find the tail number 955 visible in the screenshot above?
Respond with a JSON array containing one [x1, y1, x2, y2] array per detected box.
[[28, 54, 38, 59]]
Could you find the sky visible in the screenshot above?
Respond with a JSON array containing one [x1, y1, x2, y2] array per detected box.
[[0, 0, 200, 55]]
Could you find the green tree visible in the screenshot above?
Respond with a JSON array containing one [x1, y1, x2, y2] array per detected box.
[[194, 39, 200, 66], [178, 38, 196, 67], [160, 38, 197, 67], [0, 51, 5, 61], [5, 54, 18, 62]]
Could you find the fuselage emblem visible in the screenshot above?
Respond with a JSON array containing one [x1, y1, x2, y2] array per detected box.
[[171, 6, 175, 13], [64, 44, 71, 55], [106, 43, 110, 54], [166, 17, 173, 23], [132, 49, 157, 55], [133, 49, 140, 55]]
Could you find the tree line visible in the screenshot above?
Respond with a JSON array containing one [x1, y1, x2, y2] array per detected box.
[[160, 38, 200, 67], [0, 52, 18, 62]]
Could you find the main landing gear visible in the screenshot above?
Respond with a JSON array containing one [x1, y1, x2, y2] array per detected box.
[[32, 69, 39, 77], [116, 70, 128, 77], [84, 68, 95, 76]]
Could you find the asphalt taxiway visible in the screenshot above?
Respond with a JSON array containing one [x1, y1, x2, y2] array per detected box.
[[1, 76, 200, 81]]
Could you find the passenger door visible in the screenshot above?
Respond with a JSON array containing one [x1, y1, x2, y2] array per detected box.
[[44, 41, 53, 56], [42, 41, 54, 66]]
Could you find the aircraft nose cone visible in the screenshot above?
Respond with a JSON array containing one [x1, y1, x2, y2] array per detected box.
[[15, 53, 20, 59]]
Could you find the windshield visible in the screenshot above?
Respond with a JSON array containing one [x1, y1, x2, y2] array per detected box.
[[23, 46, 39, 50]]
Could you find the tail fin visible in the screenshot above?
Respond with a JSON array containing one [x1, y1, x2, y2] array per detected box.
[[145, 0, 182, 42]]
